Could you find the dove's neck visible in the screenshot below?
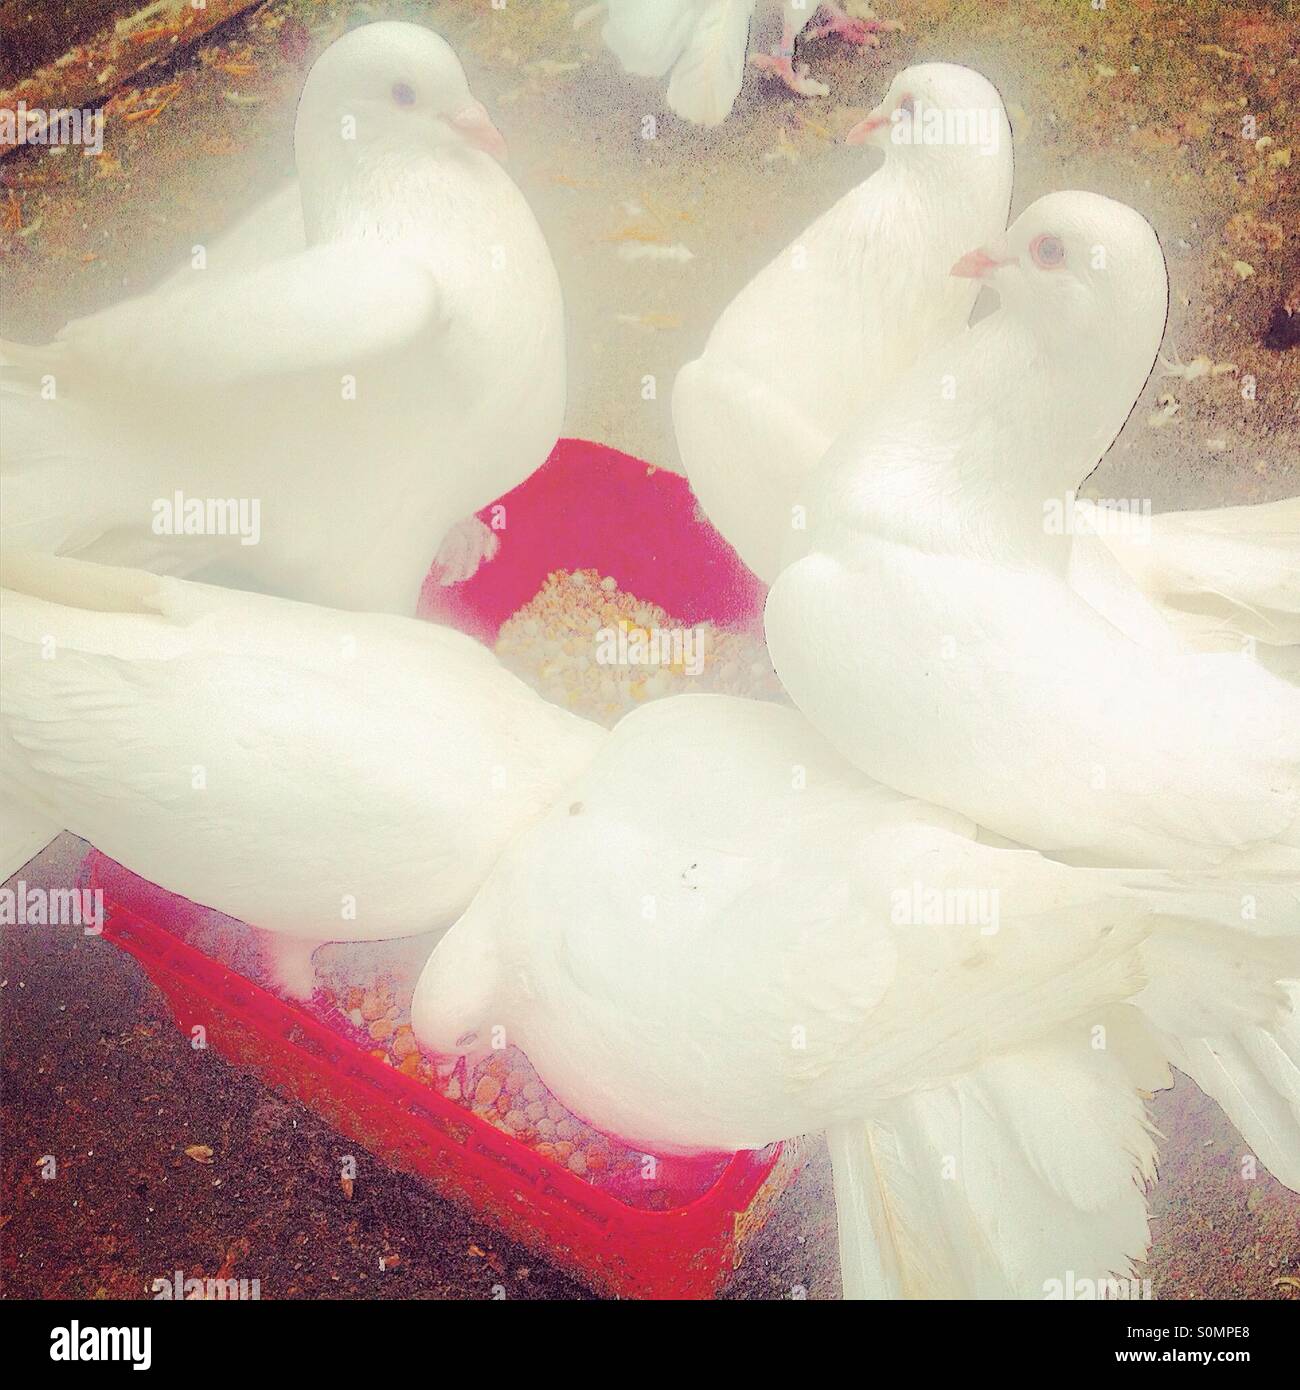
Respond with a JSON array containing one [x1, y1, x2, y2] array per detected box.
[[860, 149, 1005, 248], [297, 142, 488, 246], [809, 311, 1134, 571]]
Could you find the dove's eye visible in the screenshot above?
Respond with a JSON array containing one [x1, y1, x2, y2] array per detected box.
[[1030, 233, 1067, 269], [391, 81, 417, 108], [455, 1030, 479, 1049]]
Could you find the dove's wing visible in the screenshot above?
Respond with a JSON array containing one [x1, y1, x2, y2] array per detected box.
[[672, 355, 833, 582], [767, 541, 1300, 868], [0, 556, 602, 942], [23, 241, 440, 394], [158, 181, 308, 288]]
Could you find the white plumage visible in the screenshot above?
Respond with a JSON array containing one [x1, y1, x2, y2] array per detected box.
[[673, 63, 1014, 580], [0, 22, 564, 613], [597, 0, 757, 127], [764, 191, 1300, 1191], [412, 695, 1300, 1295], [593, 1, 883, 127], [0, 553, 603, 995], [1071, 494, 1300, 673], [767, 191, 1300, 870]]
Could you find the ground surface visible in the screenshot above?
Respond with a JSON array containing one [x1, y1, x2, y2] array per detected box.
[[1, 0, 1298, 1300]]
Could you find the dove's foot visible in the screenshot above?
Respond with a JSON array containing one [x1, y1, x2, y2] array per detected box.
[[806, 5, 900, 47], [749, 53, 831, 99], [431, 514, 502, 587]]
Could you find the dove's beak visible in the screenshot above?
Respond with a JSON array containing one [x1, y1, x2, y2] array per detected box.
[[430, 1052, 468, 1087], [951, 246, 1014, 281], [845, 108, 890, 146], [450, 101, 508, 162]]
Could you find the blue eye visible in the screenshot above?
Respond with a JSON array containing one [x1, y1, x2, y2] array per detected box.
[[391, 82, 417, 107]]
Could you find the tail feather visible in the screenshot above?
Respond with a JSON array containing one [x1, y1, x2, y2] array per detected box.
[[1164, 991, 1300, 1190], [601, 0, 701, 77], [830, 1028, 1158, 1299], [666, 0, 754, 126], [1135, 886, 1300, 1192], [1094, 495, 1300, 648]]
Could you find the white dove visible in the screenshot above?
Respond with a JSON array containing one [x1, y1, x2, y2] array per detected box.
[[412, 695, 1300, 1297], [587, 1, 888, 127], [673, 63, 1013, 581], [0, 553, 603, 996], [767, 190, 1300, 870], [0, 22, 564, 610], [589, 0, 758, 127], [765, 191, 1300, 1165]]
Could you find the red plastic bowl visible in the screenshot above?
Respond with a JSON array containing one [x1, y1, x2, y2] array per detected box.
[[94, 440, 791, 1298], [418, 437, 767, 642]]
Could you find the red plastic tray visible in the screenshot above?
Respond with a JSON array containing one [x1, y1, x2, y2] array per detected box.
[[418, 437, 767, 642], [95, 440, 790, 1298]]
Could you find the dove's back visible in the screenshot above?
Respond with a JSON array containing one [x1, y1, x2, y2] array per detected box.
[[414, 693, 1300, 1296]]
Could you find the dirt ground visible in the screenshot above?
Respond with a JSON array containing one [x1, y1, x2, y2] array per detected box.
[[1, 0, 1298, 1300]]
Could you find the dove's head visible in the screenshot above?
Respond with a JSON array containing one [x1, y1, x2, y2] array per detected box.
[[952, 190, 1168, 377], [294, 21, 507, 176], [410, 899, 503, 1077], [846, 62, 1010, 171]]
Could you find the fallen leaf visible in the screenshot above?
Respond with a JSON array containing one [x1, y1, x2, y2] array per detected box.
[[184, 1145, 214, 1164], [614, 311, 683, 330], [616, 242, 694, 263]]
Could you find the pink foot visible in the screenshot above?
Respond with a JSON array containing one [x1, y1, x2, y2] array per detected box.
[[749, 52, 830, 99], [806, 5, 899, 47], [431, 515, 502, 587]]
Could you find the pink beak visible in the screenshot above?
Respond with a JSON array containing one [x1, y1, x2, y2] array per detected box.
[[951, 247, 1013, 280], [450, 100, 508, 162], [432, 1053, 468, 1086], [845, 111, 889, 144]]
